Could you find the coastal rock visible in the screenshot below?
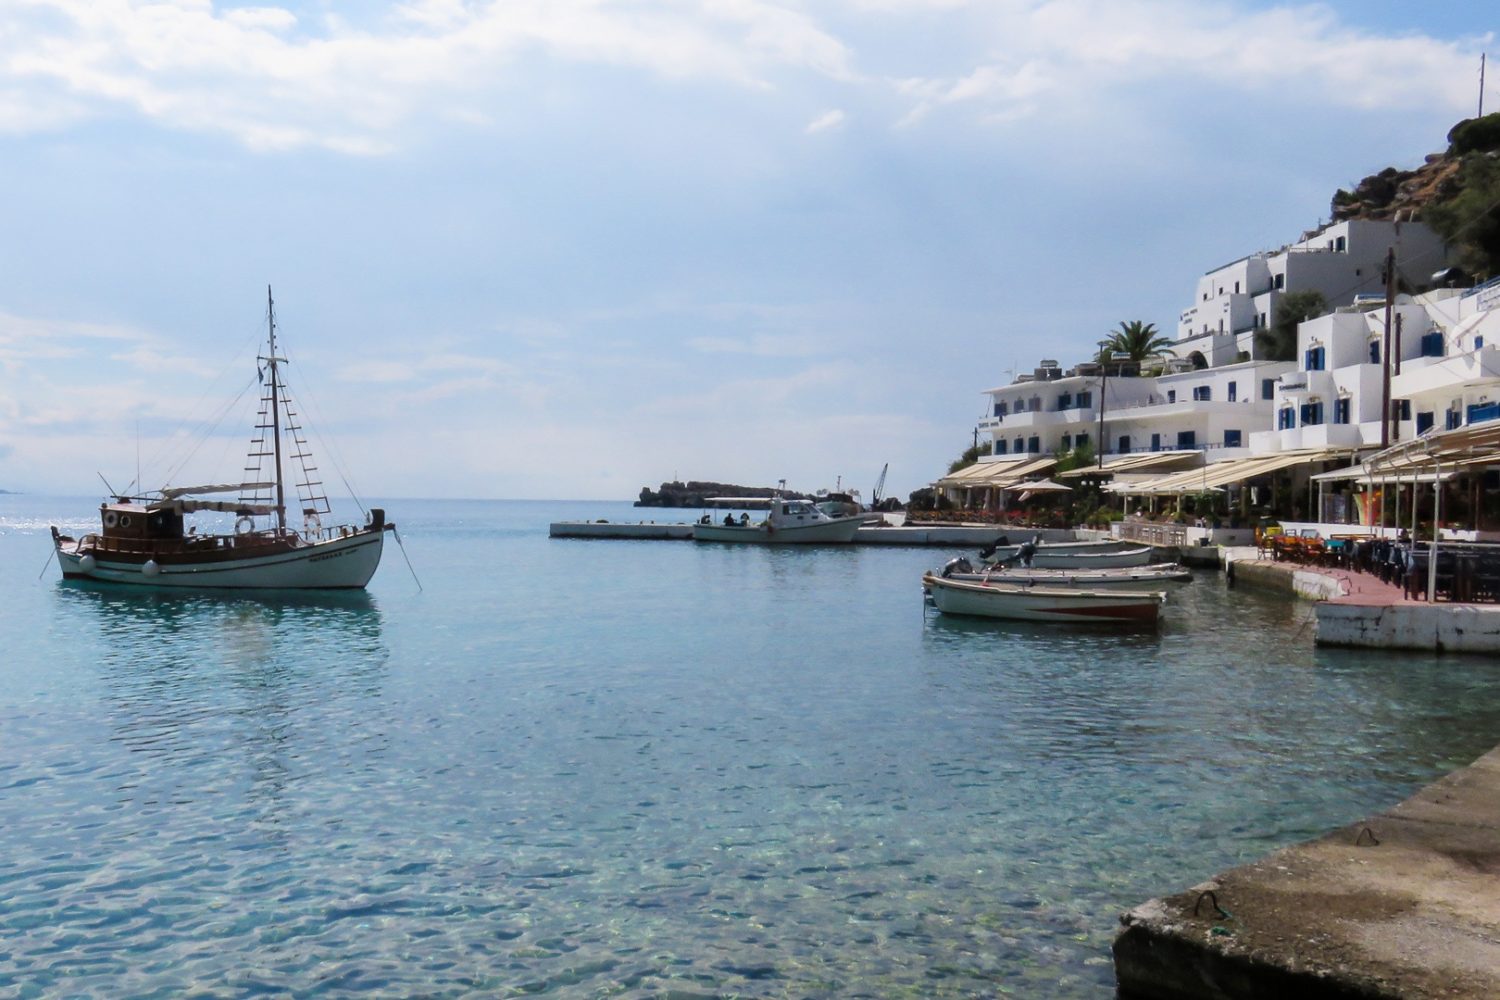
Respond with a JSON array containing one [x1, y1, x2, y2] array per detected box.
[[635, 481, 811, 508]]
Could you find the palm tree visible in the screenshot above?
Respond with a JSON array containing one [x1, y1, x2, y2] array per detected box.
[[1102, 320, 1174, 363]]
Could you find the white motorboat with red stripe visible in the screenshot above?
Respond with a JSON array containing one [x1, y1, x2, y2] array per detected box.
[[922, 573, 1165, 625], [50, 288, 393, 591]]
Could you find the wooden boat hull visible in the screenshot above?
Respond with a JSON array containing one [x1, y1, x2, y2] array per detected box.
[[942, 563, 1192, 588], [923, 574, 1164, 624], [692, 517, 863, 544], [54, 528, 387, 590]]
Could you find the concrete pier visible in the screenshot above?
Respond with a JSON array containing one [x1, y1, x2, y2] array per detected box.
[[1220, 548, 1500, 654], [548, 520, 1083, 546], [1114, 745, 1500, 1000]]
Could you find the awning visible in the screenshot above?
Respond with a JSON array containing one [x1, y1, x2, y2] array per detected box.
[[935, 456, 1056, 488], [159, 482, 275, 499], [1361, 420, 1500, 477], [1109, 449, 1348, 495], [1056, 451, 1204, 479]]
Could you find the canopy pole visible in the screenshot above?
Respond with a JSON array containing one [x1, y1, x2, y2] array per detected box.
[[1428, 458, 1442, 602]]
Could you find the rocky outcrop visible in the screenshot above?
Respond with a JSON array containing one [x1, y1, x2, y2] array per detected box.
[[635, 481, 810, 508], [1330, 155, 1464, 223]]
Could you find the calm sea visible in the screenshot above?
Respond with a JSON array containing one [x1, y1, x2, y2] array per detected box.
[[2, 496, 1497, 998]]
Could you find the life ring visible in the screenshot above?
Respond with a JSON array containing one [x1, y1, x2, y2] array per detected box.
[[118, 515, 132, 529], [235, 516, 254, 536], [102, 511, 119, 529], [304, 513, 322, 538]]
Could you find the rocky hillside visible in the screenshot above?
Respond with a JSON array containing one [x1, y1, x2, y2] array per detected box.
[[1330, 113, 1500, 279], [1330, 155, 1463, 223]]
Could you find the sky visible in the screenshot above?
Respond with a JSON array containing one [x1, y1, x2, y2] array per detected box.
[[0, 1, 1494, 503]]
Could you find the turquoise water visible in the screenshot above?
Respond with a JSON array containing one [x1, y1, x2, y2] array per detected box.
[[3, 496, 1498, 998]]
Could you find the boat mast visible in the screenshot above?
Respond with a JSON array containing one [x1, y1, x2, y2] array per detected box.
[[265, 285, 286, 532]]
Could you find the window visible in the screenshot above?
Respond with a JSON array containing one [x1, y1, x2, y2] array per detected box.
[[1228, 381, 1237, 402], [1469, 401, 1500, 424], [994, 402, 1006, 417], [1420, 332, 1444, 357], [1060, 434, 1072, 450], [1304, 346, 1326, 371], [1192, 386, 1211, 401], [1278, 407, 1295, 430], [1399, 400, 1411, 420], [1262, 379, 1275, 400], [1447, 409, 1462, 431], [1075, 432, 1089, 449], [1076, 390, 1092, 408], [1335, 236, 1346, 252], [994, 439, 1007, 454], [1477, 336, 1485, 350], [1027, 436, 1040, 454], [1166, 390, 1177, 403], [1014, 437, 1024, 454], [1224, 429, 1242, 447], [1117, 434, 1130, 453], [1334, 398, 1351, 424], [1300, 400, 1324, 426], [1234, 281, 1240, 293], [1369, 340, 1380, 364], [1274, 274, 1285, 290], [1057, 392, 1073, 409], [1150, 433, 1162, 452], [1014, 398, 1025, 412], [1416, 411, 1435, 435], [1176, 430, 1197, 450]]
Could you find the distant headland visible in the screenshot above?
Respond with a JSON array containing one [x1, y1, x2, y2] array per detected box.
[[636, 480, 811, 508]]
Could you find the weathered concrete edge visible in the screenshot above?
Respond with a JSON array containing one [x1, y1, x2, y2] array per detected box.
[[1316, 602, 1500, 653], [1113, 745, 1500, 1000]]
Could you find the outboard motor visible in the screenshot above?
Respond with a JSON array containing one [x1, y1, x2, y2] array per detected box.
[[977, 535, 1010, 560], [940, 556, 973, 578]]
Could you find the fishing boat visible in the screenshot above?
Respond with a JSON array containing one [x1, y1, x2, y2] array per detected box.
[[692, 495, 864, 544], [922, 573, 1165, 625], [49, 289, 392, 590], [932, 557, 1192, 588]]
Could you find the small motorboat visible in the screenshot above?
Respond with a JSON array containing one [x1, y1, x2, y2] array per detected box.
[[692, 494, 864, 544], [933, 557, 1192, 589], [979, 536, 1156, 569], [922, 573, 1165, 625]]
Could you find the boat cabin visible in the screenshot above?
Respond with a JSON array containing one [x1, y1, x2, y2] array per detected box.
[[98, 502, 185, 542]]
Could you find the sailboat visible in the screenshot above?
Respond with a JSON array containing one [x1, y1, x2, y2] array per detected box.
[[49, 288, 392, 590]]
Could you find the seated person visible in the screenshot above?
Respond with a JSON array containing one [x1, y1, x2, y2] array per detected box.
[[723, 513, 736, 526]]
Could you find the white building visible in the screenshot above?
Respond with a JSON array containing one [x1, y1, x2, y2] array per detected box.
[[1175, 219, 1451, 364]]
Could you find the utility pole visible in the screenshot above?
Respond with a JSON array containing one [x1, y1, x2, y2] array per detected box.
[[1380, 247, 1395, 448], [1391, 314, 1403, 443], [1482, 53, 1487, 118]]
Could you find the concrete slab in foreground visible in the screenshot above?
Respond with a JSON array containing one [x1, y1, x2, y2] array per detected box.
[[1114, 745, 1500, 999]]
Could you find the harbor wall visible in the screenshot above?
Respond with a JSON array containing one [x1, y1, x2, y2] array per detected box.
[[1316, 602, 1500, 654]]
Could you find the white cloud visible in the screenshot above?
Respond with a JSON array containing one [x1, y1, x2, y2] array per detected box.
[[893, 0, 1487, 125], [804, 108, 846, 133], [0, 0, 855, 152]]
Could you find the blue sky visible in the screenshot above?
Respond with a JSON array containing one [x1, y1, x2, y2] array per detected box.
[[0, 1, 1493, 502]]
